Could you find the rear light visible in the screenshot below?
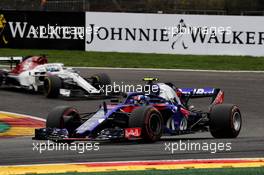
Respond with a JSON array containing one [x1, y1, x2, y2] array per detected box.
[[125, 128, 141, 138]]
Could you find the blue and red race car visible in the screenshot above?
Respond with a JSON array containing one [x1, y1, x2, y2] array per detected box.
[[34, 78, 242, 142]]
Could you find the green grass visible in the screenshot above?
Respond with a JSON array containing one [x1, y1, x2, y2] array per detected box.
[[27, 167, 264, 175], [1, 48, 264, 70]]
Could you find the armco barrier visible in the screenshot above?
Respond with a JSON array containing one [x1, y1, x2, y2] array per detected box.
[[0, 11, 85, 50]]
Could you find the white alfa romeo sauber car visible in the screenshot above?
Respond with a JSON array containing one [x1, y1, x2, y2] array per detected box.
[[0, 55, 111, 98]]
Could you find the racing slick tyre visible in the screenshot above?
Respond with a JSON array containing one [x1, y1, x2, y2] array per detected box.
[[209, 104, 242, 138], [0, 70, 4, 86], [129, 106, 163, 142], [46, 106, 82, 136], [91, 73, 111, 90], [44, 75, 62, 98]]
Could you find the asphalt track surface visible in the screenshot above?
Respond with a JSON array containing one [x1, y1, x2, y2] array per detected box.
[[0, 68, 264, 165]]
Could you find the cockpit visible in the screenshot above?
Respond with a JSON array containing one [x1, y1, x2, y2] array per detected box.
[[45, 64, 62, 72], [124, 83, 182, 106], [157, 83, 182, 105]]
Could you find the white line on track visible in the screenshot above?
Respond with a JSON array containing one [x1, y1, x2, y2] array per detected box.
[[1, 64, 264, 73], [72, 66, 264, 73]]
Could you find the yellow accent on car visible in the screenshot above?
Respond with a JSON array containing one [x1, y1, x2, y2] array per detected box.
[[143, 77, 158, 81]]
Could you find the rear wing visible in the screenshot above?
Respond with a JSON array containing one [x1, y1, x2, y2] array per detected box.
[[0, 57, 23, 63], [179, 88, 217, 98], [179, 88, 224, 106], [0, 57, 23, 69]]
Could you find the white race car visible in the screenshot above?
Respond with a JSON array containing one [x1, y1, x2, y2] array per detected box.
[[0, 55, 111, 98]]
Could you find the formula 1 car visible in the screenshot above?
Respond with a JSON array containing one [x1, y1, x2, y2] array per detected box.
[[0, 56, 111, 98], [34, 78, 242, 142]]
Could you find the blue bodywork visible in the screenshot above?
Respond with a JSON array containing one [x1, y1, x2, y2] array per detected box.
[[75, 87, 216, 137]]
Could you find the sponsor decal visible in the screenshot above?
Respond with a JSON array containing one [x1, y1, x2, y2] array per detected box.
[[179, 88, 215, 95], [85, 12, 264, 56], [86, 19, 264, 49], [125, 128, 141, 138], [0, 14, 8, 46], [0, 11, 85, 50], [7, 22, 84, 40], [212, 90, 224, 105]]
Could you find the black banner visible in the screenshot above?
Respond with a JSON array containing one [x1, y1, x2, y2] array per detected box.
[[0, 11, 85, 50]]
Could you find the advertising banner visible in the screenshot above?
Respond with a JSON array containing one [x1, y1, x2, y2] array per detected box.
[[0, 11, 85, 50], [85, 12, 264, 56]]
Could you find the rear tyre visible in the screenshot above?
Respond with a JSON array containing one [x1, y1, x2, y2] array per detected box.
[[129, 106, 163, 142], [44, 75, 62, 98], [46, 106, 81, 136], [209, 104, 242, 138], [91, 73, 111, 90]]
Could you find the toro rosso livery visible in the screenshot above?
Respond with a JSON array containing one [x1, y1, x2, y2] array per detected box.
[[34, 78, 242, 142], [0, 56, 111, 98]]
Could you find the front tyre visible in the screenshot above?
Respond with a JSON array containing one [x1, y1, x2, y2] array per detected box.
[[46, 106, 81, 136], [91, 73, 111, 90], [209, 104, 242, 138], [0, 70, 6, 86], [44, 75, 62, 98], [129, 106, 163, 142]]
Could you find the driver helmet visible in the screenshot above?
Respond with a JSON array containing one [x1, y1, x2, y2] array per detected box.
[[133, 95, 149, 105]]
